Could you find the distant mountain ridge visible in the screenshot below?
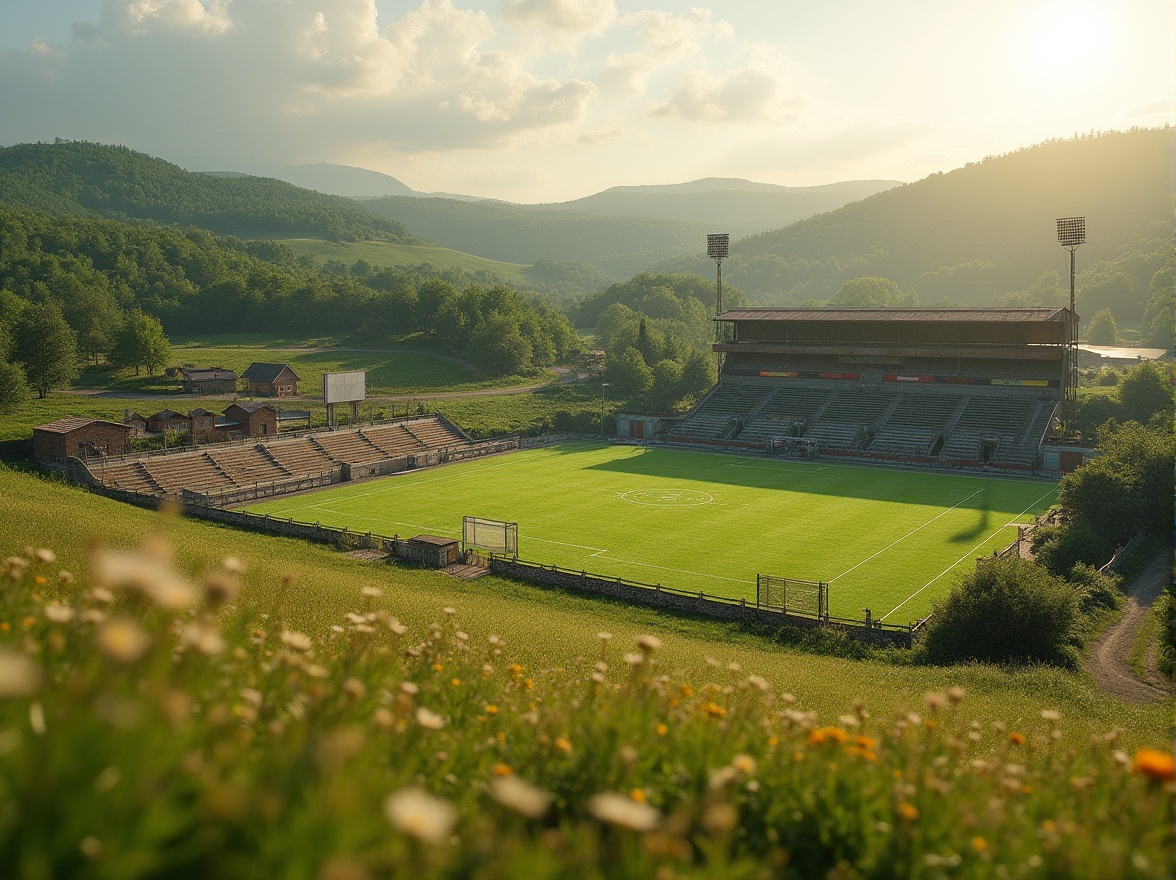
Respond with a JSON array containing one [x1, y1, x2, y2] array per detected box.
[[657, 128, 1173, 326], [205, 159, 414, 198], [0, 141, 418, 243], [363, 178, 900, 276]]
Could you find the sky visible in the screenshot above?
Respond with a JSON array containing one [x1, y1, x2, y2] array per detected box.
[[0, 0, 1170, 202]]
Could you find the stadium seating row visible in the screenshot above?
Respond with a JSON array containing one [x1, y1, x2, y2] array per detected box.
[[668, 381, 1057, 466], [87, 416, 474, 498]]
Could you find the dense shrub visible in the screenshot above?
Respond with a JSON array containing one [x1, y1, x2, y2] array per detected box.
[[919, 557, 1079, 667]]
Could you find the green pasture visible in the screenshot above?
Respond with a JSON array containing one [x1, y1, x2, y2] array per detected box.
[[75, 339, 545, 396], [276, 238, 532, 285], [247, 443, 1058, 622]]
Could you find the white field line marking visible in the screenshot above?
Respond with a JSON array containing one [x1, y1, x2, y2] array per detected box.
[[828, 488, 985, 583], [878, 486, 1059, 621], [526, 536, 609, 553]]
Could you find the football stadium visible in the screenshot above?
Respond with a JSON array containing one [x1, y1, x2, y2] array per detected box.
[[61, 307, 1072, 631]]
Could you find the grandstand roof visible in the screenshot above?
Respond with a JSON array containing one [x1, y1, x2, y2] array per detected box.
[[715, 308, 1071, 323]]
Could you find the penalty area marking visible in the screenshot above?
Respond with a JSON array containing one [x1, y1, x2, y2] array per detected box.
[[878, 486, 1058, 622]]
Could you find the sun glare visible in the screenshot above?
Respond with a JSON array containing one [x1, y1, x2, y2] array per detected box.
[[1021, 3, 1115, 79]]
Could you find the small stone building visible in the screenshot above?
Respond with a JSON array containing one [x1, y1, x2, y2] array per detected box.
[[242, 363, 301, 397], [181, 367, 237, 394], [188, 409, 217, 443], [33, 418, 133, 465], [221, 402, 278, 438]]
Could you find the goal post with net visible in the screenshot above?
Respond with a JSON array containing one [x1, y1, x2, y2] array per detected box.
[[462, 516, 519, 557], [756, 574, 828, 619]]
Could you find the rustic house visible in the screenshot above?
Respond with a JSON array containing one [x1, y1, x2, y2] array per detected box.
[[181, 367, 237, 394], [33, 418, 133, 465], [241, 363, 301, 397], [146, 409, 190, 435], [220, 402, 278, 438], [123, 411, 148, 438]]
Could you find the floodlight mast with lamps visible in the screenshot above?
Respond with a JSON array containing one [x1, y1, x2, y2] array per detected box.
[[707, 234, 730, 377], [1056, 217, 1085, 435]]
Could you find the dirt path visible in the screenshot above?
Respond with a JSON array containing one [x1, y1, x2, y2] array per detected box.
[[1085, 550, 1172, 704]]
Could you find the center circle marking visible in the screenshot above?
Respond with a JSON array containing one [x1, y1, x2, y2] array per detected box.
[[621, 488, 713, 507]]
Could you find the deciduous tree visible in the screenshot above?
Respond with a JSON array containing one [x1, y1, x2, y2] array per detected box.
[[12, 301, 78, 398]]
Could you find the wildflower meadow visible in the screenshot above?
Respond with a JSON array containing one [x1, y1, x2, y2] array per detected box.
[[0, 536, 1172, 879]]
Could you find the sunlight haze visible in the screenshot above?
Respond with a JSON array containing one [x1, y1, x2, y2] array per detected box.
[[0, 0, 1170, 201]]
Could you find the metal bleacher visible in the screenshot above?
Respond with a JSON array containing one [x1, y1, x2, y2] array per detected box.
[[671, 384, 773, 439], [867, 393, 965, 456], [738, 385, 834, 443]]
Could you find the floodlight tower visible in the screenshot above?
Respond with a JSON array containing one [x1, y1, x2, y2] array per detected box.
[[707, 233, 730, 377], [1056, 217, 1085, 434]]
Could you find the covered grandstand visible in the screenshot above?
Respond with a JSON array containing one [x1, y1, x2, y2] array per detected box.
[[665, 308, 1073, 471]]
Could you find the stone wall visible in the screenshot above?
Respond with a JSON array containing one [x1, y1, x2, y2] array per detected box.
[[488, 558, 913, 647]]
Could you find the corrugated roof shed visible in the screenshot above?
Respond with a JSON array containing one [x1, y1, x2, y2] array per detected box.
[[181, 367, 237, 380]]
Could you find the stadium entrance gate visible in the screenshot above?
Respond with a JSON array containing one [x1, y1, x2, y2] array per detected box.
[[756, 574, 828, 619]]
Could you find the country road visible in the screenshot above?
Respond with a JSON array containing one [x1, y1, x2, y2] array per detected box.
[[1085, 551, 1173, 704]]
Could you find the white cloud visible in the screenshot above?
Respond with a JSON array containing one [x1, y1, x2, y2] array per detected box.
[[0, 0, 598, 159], [601, 8, 731, 97], [650, 63, 803, 123], [1118, 96, 1172, 121], [500, 0, 617, 51], [113, 0, 234, 36]]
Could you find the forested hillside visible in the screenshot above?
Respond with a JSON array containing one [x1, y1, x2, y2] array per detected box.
[[363, 196, 703, 276], [0, 141, 418, 243], [0, 207, 576, 377], [662, 129, 1173, 335]]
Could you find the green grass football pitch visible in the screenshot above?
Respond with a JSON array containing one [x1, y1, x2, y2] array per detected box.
[[246, 442, 1058, 623]]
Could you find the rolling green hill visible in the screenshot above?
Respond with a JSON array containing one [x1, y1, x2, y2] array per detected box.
[[661, 129, 1173, 322], [276, 238, 533, 287], [362, 179, 899, 277], [0, 140, 419, 243]]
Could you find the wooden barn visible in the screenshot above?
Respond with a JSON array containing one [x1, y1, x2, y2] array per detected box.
[[242, 363, 301, 397], [181, 367, 237, 394]]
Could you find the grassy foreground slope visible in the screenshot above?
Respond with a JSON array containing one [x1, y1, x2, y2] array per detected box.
[[0, 465, 1167, 741]]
